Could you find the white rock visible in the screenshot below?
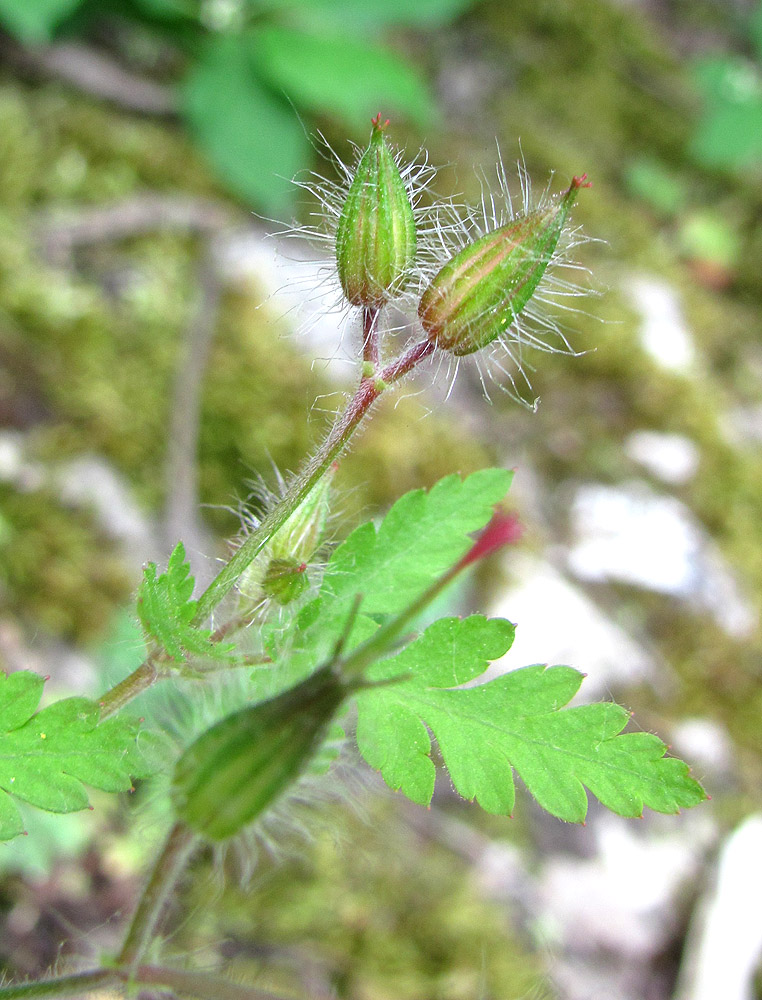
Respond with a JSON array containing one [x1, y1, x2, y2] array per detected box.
[[0, 432, 23, 482], [56, 455, 155, 570], [486, 554, 656, 699], [722, 403, 762, 448], [625, 276, 695, 372], [215, 229, 352, 381], [625, 430, 700, 484], [567, 481, 756, 637], [669, 717, 735, 781], [539, 814, 711, 961], [676, 814, 762, 1000], [0, 431, 45, 491]]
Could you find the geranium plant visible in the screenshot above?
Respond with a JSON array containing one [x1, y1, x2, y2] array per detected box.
[[0, 118, 706, 1000]]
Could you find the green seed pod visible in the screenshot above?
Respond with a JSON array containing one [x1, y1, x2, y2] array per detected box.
[[262, 556, 309, 605], [335, 114, 417, 307], [238, 466, 334, 603], [172, 667, 346, 841], [419, 176, 589, 356]]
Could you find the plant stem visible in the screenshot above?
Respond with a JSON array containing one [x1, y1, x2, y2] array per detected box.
[[117, 821, 198, 974], [129, 965, 299, 1000], [94, 337, 435, 718], [0, 970, 118, 999], [361, 305, 380, 368], [340, 529, 478, 679], [98, 655, 160, 720], [192, 338, 435, 625]]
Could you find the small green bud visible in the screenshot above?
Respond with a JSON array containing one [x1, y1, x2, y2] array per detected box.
[[171, 667, 345, 841], [335, 114, 417, 307], [238, 467, 335, 602], [418, 175, 590, 356], [262, 556, 309, 605]]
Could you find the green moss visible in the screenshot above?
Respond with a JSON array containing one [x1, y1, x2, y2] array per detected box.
[[179, 795, 547, 1000], [0, 485, 131, 642]]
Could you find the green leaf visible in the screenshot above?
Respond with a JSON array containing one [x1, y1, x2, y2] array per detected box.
[[750, 2, 762, 64], [249, 26, 436, 128], [138, 542, 234, 661], [258, 469, 513, 696], [355, 616, 707, 822], [0, 0, 82, 43], [691, 56, 762, 169], [286, 0, 477, 30], [181, 32, 310, 213], [0, 671, 157, 841], [325, 468, 513, 616], [132, 0, 198, 18]]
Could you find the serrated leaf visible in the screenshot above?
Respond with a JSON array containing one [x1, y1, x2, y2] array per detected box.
[[249, 26, 435, 128], [138, 542, 233, 661], [258, 469, 513, 697], [181, 32, 310, 213], [355, 616, 707, 822], [0, 672, 157, 841], [324, 468, 513, 616]]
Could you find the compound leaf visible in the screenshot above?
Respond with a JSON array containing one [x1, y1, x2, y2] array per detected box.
[[355, 615, 707, 822], [257, 469, 513, 697], [323, 467, 513, 617], [0, 671, 158, 841], [138, 542, 233, 661]]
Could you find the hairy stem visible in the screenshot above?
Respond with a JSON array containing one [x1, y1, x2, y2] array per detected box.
[[129, 965, 300, 1000], [192, 338, 435, 624], [117, 821, 198, 973], [0, 970, 118, 999], [94, 337, 435, 718], [98, 655, 160, 720], [361, 304, 380, 368]]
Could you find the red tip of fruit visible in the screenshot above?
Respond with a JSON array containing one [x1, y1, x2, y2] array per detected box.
[[571, 174, 592, 189], [458, 509, 523, 569], [371, 112, 390, 131]]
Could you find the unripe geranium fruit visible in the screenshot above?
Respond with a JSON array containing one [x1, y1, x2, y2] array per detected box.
[[172, 667, 345, 841], [418, 175, 590, 356], [237, 465, 334, 605], [335, 114, 416, 307], [262, 556, 309, 605]]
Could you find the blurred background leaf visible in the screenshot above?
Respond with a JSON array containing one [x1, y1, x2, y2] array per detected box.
[[0, 0, 460, 211], [284, 0, 478, 30], [249, 25, 436, 129], [181, 31, 310, 213], [0, 0, 83, 42], [691, 56, 762, 169]]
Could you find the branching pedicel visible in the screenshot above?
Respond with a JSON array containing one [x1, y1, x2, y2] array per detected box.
[[0, 119, 706, 1000]]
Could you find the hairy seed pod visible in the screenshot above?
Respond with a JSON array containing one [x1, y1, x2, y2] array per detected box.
[[419, 176, 589, 356], [172, 667, 345, 841], [262, 556, 309, 605], [335, 114, 416, 307], [237, 465, 334, 603]]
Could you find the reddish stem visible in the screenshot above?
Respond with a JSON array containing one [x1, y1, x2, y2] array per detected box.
[[362, 305, 380, 368]]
